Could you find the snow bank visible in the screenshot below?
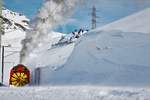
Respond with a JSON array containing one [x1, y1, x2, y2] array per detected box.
[[24, 31, 74, 68], [37, 8, 150, 86], [40, 30, 150, 86]]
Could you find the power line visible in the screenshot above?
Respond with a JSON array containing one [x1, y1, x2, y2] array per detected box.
[[4, 51, 20, 58]]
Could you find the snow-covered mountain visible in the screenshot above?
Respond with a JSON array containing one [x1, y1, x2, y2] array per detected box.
[[36, 8, 150, 86], [1, 7, 30, 33], [0, 8, 31, 48]]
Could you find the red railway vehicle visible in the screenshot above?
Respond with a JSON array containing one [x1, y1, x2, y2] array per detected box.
[[9, 64, 30, 87]]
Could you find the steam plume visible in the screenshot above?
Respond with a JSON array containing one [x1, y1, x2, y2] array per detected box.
[[20, 0, 78, 63]]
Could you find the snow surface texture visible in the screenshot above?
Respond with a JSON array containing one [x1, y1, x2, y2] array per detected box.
[[40, 30, 150, 86], [0, 86, 150, 100], [96, 8, 150, 33], [25, 30, 88, 84], [25, 29, 88, 68], [25, 32, 74, 70]]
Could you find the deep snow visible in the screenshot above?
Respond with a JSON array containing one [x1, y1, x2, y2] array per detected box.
[[37, 8, 150, 86], [39, 30, 150, 86]]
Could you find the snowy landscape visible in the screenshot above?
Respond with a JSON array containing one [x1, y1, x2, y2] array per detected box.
[[1, 0, 150, 100]]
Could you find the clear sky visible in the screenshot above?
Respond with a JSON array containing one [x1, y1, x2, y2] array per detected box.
[[4, 0, 44, 18], [4, 0, 150, 33]]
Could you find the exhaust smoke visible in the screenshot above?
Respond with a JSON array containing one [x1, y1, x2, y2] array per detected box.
[[20, 0, 79, 63]]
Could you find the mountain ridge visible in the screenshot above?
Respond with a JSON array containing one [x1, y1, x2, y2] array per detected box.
[[1, 7, 30, 34]]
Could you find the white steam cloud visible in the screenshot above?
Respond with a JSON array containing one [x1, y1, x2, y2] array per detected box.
[[20, 0, 79, 63]]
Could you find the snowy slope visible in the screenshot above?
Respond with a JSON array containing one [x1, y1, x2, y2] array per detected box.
[[1, 7, 30, 33], [1, 86, 150, 100], [25, 30, 88, 71], [1, 7, 30, 47], [96, 8, 150, 33], [40, 30, 150, 86], [25, 31, 74, 70], [38, 8, 150, 86], [25, 31, 89, 84]]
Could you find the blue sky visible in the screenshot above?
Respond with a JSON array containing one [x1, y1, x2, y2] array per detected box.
[[4, 0, 150, 33], [4, 0, 44, 18]]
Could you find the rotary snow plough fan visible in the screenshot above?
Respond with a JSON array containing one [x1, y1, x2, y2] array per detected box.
[[9, 64, 30, 87]]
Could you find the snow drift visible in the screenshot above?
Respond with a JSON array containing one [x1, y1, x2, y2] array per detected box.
[[24, 31, 74, 69], [40, 30, 150, 86], [38, 8, 150, 86]]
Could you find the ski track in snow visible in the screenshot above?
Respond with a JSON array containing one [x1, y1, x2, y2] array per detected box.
[[0, 86, 150, 100]]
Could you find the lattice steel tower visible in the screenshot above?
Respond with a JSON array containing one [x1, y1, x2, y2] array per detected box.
[[91, 5, 97, 29]]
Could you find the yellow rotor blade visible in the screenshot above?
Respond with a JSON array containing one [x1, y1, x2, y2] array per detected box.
[[17, 73, 21, 77], [23, 74, 27, 79], [11, 81, 17, 85], [11, 77, 17, 81], [16, 83, 20, 87], [21, 73, 25, 77], [12, 73, 18, 78]]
